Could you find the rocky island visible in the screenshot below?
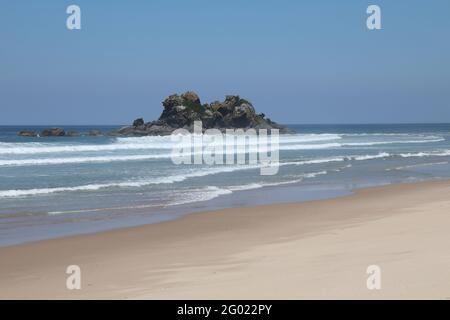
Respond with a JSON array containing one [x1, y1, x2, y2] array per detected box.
[[18, 92, 293, 137], [111, 92, 294, 136], [18, 128, 104, 137]]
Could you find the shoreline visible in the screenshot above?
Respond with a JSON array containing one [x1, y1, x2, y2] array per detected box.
[[0, 176, 354, 247], [1, 179, 450, 299], [2, 123, 450, 247]]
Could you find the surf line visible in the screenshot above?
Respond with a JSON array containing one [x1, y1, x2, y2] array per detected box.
[[170, 121, 280, 176]]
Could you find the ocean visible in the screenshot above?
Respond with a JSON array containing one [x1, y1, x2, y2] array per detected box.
[[1, 124, 449, 246]]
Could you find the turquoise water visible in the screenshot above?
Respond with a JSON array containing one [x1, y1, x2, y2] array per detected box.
[[1, 124, 450, 246]]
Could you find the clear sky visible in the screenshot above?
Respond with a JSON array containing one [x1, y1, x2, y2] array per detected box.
[[1, 0, 449, 125]]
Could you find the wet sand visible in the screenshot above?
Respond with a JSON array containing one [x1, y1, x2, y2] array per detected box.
[[1, 180, 450, 299]]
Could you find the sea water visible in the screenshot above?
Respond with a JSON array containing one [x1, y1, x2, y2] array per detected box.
[[0, 124, 449, 246]]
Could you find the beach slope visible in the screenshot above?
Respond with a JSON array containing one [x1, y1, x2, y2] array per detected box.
[[1, 180, 450, 299]]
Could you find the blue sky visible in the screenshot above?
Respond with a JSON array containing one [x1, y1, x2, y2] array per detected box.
[[0, 0, 449, 125]]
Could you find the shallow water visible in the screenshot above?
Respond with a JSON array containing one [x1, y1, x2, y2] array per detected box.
[[0, 124, 449, 246]]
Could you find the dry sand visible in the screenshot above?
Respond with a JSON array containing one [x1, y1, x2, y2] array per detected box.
[[1, 180, 450, 299]]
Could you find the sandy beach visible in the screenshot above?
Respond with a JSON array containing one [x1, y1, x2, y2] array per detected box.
[[1, 180, 450, 299]]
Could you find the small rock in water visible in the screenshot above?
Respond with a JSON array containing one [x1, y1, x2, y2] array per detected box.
[[18, 130, 38, 137], [88, 130, 103, 136], [66, 131, 80, 137], [40, 128, 65, 137]]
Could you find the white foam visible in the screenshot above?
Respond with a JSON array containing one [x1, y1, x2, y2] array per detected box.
[[119, 133, 342, 145], [0, 164, 262, 198], [386, 162, 449, 171], [267, 138, 443, 151], [352, 152, 391, 161], [1, 132, 443, 157], [341, 138, 444, 147], [278, 143, 342, 150], [279, 153, 391, 167], [48, 186, 234, 214], [0, 142, 170, 155], [2, 146, 450, 199], [227, 171, 328, 191], [48, 203, 161, 215], [0, 134, 343, 155], [167, 186, 233, 206], [0, 154, 170, 167], [398, 150, 450, 158], [2, 146, 445, 168], [42, 169, 341, 215]]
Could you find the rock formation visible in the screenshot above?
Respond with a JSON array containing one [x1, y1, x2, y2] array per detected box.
[[40, 128, 66, 137], [88, 130, 103, 137], [18, 130, 38, 137], [17, 92, 294, 137], [66, 131, 80, 137], [111, 92, 293, 136]]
